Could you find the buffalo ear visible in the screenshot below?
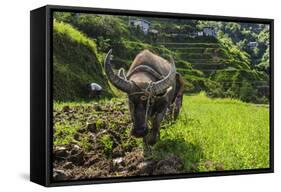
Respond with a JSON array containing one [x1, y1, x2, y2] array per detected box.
[[169, 56, 175, 66]]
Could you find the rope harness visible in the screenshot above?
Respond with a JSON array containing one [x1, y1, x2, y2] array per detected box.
[[129, 82, 173, 125], [128, 82, 155, 124], [120, 64, 174, 125]]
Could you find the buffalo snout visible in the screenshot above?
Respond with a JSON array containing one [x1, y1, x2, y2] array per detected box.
[[131, 125, 148, 137]]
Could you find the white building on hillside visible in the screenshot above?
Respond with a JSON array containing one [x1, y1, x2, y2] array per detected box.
[[203, 27, 216, 37], [130, 19, 151, 34], [248, 41, 258, 48], [197, 31, 204, 37]]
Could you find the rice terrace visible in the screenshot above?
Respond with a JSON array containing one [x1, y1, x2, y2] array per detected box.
[[52, 11, 270, 180]]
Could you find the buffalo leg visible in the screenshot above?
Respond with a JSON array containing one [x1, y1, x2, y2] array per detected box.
[[173, 73, 185, 120], [143, 136, 153, 159], [146, 111, 165, 145], [173, 94, 183, 120]]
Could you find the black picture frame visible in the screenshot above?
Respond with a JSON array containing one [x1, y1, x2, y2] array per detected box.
[[30, 4, 274, 187]]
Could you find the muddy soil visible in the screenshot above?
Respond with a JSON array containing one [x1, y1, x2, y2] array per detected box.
[[53, 100, 183, 181]]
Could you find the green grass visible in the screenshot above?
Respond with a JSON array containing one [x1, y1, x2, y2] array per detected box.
[[54, 20, 100, 60], [153, 92, 270, 172]]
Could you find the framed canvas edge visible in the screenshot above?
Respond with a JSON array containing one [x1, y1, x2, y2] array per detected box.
[[39, 4, 274, 187], [46, 5, 52, 186]]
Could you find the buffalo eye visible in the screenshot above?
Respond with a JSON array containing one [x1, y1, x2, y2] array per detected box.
[[140, 95, 147, 101]]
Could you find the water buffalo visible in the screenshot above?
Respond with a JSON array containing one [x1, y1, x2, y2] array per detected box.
[[104, 49, 184, 146]]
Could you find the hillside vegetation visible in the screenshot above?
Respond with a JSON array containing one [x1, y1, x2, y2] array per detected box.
[[53, 13, 269, 103], [53, 20, 114, 100]]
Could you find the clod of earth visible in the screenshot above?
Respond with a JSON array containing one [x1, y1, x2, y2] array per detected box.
[[137, 160, 156, 175], [93, 104, 103, 111], [73, 133, 81, 141], [62, 106, 71, 112], [153, 156, 183, 175], [86, 123, 97, 133], [54, 146, 69, 160], [53, 169, 71, 181], [63, 162, 74, 169], [84, 154, 100, 167]]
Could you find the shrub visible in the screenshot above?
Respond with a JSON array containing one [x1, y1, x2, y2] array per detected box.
[[239, 81, 258, 102]]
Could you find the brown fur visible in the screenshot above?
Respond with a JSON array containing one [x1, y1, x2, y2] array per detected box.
[[128, 50, 172, 85]]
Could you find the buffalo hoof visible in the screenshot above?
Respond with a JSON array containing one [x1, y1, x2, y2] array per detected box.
[[146, 132, 160, 146], [131, 126, 148, 138]]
